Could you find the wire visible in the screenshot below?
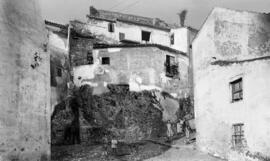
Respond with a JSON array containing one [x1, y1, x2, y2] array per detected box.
[[117, 0, 141, 12], [107, 0, 129, 10]]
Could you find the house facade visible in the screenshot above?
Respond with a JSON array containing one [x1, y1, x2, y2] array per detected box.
[[73, 44, 190, 98], [193, 8, 270, 160], [86, 6, 197, 54]]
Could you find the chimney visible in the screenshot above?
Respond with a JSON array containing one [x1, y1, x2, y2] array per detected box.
[[152, 18, 157, 26], [178, 10, 187, 27], [90, 6, 99, 16]]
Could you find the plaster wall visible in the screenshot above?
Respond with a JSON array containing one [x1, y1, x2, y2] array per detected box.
[[73, 47, 189, 98], [87, 19, 190, 53], [0, 0, 50, 160], [193, 8, 270, 160]]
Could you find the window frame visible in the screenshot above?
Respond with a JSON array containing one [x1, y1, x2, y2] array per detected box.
[[170, 34, 174, 45], [230, 78, 243, 102], [108, 22, 115, 33], [165, 55, 179, 78], [141, 30, 151, 42], [87, 51, 94, 64], [232, 123, 244, 148], [101, 57, 110, 65], [119, 32, 125, 41]]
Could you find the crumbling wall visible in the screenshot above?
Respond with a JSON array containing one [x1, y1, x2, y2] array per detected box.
[[73, 47, 190, 98], [0, 0, 50, 160]]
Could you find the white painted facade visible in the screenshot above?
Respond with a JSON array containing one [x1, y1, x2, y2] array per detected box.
[[86, 18, 190, 53], [193, 8, 270, 160], [73, 47, 190, 98]]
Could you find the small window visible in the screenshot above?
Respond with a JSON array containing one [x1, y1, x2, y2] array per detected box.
[[119, 32, 125, 41], [232, 123, 244, 147], [108, 23, 115, 32], [57, 67, 62, 77], [170, 34, 174, 45], [141, 30, 151, 42], [230, 78, 243, 102], [165, 55, 179, 78], [87, 52, 93, 64], [102, 57, 110, 65]]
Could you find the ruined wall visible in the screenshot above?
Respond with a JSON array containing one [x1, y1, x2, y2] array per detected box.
[[69, 33, 93, 67], [86, 18, 190, 53], [73, 47, 189, 98], [193, 7, 270, 160], [0, 0, 50, 160]]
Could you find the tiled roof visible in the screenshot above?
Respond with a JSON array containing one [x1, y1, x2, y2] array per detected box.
[[88, 6, 172, 31]]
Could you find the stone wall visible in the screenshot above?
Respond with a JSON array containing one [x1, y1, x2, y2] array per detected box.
[[0, 0, 50, 160], [193, 7, 270, 160]]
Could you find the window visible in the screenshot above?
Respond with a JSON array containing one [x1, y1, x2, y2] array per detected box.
[[102, 57, 110, 65], [87, 52, 93, 64], [108, 23, 115, 32], [230, 78, 243, 102], [57, 67, 62, 77], [232, 123, 244, 147], [165, 55, 179, 78], [170, 34, 174, 45], [141, 30, 151, 42], [119, 32, 125, 41]]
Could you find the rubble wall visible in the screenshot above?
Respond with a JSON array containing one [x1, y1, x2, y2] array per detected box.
[[0, 0, 50, 160], [73, 47, 190, 98], [193, 8, 270, 160]]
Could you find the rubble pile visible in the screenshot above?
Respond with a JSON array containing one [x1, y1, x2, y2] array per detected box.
[[52, 84, 167, 145], [78, 84, 167, 144]]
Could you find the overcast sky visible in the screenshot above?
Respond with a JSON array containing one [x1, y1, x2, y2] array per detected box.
[[40, 0, 270, 29]]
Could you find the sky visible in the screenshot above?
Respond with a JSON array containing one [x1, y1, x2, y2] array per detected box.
[[40, 0, 270, 29]]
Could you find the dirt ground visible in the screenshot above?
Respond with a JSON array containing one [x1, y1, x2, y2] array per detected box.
[[52, 141, 169, 161], [52, 133, 225, 161], [145, 134, 226, 161]]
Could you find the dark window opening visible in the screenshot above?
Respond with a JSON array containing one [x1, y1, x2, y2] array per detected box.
[[57, 67, 62, 77], [232, 123, 244, 148], [231, 78, 243, 102], [108, 23, 115, 32], [87, 52, 94, 64], [102, 57, 110, 65], [170, 34, 174, 45], [142, 30, 151, 42], [119, 32, 125, 41], [165, 55, 179, 78], [50, 64, 57, 87]]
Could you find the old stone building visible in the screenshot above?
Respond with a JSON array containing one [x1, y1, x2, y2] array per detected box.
[[0, 0, 50, 160], [193, 7, 270, 160]]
